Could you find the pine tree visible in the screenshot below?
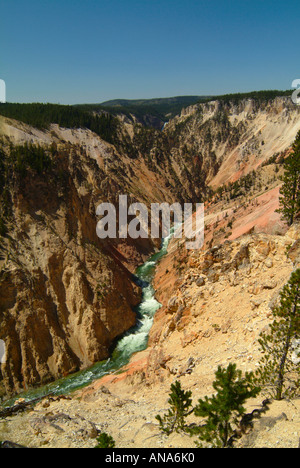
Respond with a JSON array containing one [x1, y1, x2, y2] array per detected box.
[[255, 269, 300, 400], [94, 432, 116, 448], [155, 380, 193, 434], [193, 364, 260, 448], [278, 131, 300, 225]]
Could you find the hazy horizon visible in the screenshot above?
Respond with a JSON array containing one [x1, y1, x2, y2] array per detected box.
[[0, 89, 293, 107]]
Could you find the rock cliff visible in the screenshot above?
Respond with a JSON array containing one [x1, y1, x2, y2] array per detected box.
[[164, 96, 300, 189], [0, 130, 139, 394], [0, 116, 178, 395], [0, 94, 299, 397]]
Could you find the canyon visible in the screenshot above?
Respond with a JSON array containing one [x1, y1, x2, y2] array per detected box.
[[0, 94, 299, 448]]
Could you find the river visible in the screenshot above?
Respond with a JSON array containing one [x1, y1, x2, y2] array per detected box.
[[3, 230, 174, 407]]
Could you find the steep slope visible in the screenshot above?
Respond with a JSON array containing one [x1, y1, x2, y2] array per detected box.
[[0, 94, 299, 398], [148, 225, 300, 385], [0, 129, 129, 394], [164, 96, 300, 189], [9, 225, 297, 448], [0, 116, 179, 396]]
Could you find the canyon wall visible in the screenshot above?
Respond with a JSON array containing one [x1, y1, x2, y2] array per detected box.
[[0, 95, 299, 395]]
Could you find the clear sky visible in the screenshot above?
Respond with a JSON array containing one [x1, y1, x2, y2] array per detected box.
[[1, 0, 299, 104]]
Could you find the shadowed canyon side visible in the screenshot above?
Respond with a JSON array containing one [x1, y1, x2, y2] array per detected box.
[[0, 117, 178, 395], [0, 140, 143, 395], [0, 95, 300, 398]]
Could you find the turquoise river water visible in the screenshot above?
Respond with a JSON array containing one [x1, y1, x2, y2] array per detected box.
[[4, 231, 174, 407]]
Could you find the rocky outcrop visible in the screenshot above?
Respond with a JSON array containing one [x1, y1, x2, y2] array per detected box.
[[0, 140, 147, 395], [147, 224, 300, 385], [164, 97, 300, 190]]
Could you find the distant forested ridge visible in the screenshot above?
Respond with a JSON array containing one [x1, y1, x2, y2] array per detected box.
[[204, 90, 291, 104], [0, 103, 119, 144], [0, 91, 292, 138], [77, 90, 293, 127], [77, 96, 206, 129]]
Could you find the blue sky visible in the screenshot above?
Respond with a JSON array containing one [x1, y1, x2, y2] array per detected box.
[[1, 0, 299, 104]]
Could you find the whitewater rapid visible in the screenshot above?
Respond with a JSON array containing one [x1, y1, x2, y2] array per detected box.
[[4, 231, 174, 406]]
